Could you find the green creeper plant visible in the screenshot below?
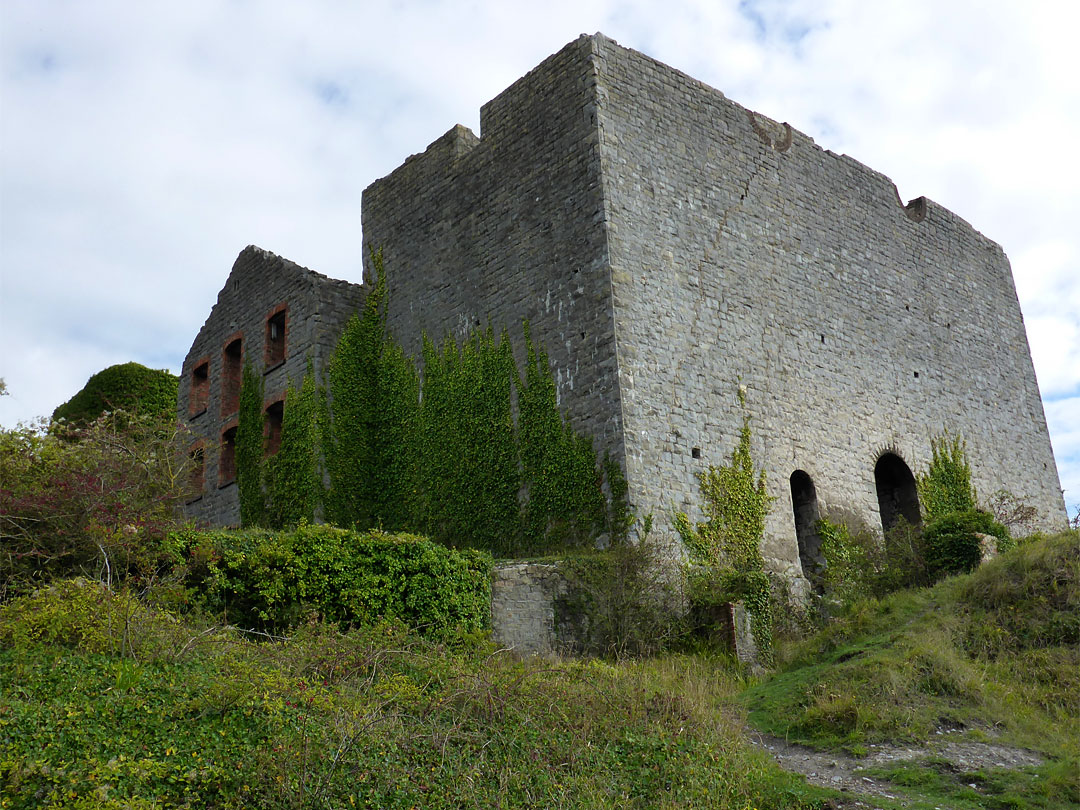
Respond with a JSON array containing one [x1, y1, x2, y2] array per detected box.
[[917, 432, 976, 523], [517, 322, 606, 551], [418, 328, 520, 554], [675, 388, 775, 661], [322, 248, 422, 531], [265, 367, 322, 528], [235, 359, 266, 528]]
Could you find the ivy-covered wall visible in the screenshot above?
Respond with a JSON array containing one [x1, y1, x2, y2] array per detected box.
[[236, 252, 628, 557]]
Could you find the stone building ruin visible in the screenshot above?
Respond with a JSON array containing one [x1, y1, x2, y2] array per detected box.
[[180, 33, 1067, 592]]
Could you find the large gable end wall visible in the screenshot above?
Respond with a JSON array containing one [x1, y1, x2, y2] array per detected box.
[[361, 34, 626, 458], [588, 34, 1065, 579], [178, 247, 364, 525]]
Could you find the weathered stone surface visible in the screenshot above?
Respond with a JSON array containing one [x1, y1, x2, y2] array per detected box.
[[362, 33, 1068, 595], [490, 562, 568, 656], [182, 34, 1067, 603], [177, 246, 365, 526]]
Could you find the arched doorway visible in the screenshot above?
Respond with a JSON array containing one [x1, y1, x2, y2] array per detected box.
[[790, 471, 823, 588], [874, 453, 921, 534]]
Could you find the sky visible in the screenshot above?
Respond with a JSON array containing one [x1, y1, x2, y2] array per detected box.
[[1, 0, 1077, 517]]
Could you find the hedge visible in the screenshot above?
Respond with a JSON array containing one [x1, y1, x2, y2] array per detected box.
[[175, 525, 492, 636]]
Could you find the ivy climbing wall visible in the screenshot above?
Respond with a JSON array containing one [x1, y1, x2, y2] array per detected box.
[[360, 33, 1067, 589]]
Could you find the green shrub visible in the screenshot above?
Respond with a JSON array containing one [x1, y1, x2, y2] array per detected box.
[[0, 578, 192, 659], [675, 391, 775, 662], [924, 509, 1009, 579], [917, 433, 976, 523], [176, 524, 492, 636], [52, 362, 178, 426], [557, 526, 683, 659], [815, 515, 879, 609]]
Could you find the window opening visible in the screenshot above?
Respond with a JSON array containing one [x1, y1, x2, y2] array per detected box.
[[190, 360, 209, 417], [874, 453, 921, 533], [264, 399, 284, 456], [221, 338, 242, 417], [789, 470, 823, 590], [219, 426, 238, 486], [265, 307, 287, 368]]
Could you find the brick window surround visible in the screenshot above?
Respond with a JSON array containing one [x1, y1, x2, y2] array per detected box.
[[189, 358, 210, 417], [187, 441, 206, 503], [219, 422, 238, 487], [221, 334, 243, 418], [265, 303, 288, 370], [264, 396, 285, 456]]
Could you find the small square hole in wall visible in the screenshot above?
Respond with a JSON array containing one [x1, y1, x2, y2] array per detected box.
[[914, 371, 919, 378], [692, 447, 701, 459]]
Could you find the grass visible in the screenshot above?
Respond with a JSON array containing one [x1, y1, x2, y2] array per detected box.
[[744, 530, 1080, 809], [3, 531, 1076, 809], [0, 580, 828, 809]]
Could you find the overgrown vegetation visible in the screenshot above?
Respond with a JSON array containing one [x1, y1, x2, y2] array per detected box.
[[812, 433, 1024, 618], [675, 388, 775, 662], [0, 412, 194, 600], [916, 432, 977, 522], [243, 250, 623, 557], [0, 579, 831, 809], [52, 362, 179, 427], [744, 530, 1080, 809], [176, 524, 492, 636]]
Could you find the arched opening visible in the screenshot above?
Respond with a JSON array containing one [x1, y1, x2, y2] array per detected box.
[[790, 471, 823, 589], [874, 453, 921, 534]]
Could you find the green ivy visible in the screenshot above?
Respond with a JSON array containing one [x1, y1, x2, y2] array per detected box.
[[419, 328, 520, 554], [518, 322, 606, 551], [236, 360, 265, 528], [52, 362, 178, 427], [675, 392, 775, 662], [917, 433, 976, 523], [264, 367, 322, 529], [175, 525, 492, 635]]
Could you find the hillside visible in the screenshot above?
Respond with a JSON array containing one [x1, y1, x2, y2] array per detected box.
[[1, 532, 1076, 809]]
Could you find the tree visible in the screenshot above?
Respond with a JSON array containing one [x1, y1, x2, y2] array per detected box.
[[0, 412, 192, 597], [52, 363, 178, 427]]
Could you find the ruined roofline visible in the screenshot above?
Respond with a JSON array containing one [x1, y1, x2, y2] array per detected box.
[[364, 32, 1003, 253]]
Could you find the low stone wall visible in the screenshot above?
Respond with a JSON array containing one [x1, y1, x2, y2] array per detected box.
[[489, 559, 757, 663], [489, 562, 568, 655]]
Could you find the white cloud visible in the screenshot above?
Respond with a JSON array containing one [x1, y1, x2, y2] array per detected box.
[[1, 0, 1077, 507]]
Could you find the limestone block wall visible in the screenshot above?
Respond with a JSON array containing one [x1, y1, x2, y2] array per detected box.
[[177, 246, 366, 526], [490, 562, 569, 655], [361, 36, 626, 458], [589, 34, 1066, 579]]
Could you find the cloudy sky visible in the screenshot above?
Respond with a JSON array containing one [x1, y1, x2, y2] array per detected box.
[[2, 0, 1077, 515]]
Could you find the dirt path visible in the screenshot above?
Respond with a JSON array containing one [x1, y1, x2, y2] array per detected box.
[[746, 729, 1044, 808]]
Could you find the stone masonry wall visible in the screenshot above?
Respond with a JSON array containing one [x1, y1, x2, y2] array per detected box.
[[361, 36, 626, 461], [178, 246, 366, 526], [589, 35, 1066, 580], [490, 562, 568, 655]]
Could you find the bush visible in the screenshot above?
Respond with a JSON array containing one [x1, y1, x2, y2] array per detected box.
[[557, 525, 684, 659], [0, 578, 195, 659], [52, 362, 178, 426], [924, 509, 1009, 579], [0, 412, 193, 599], [916, 433, 976, 523], [176, 524, 492, 636]]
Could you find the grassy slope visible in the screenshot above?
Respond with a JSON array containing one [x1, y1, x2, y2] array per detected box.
[[3, 533, 1076, 809], [744, 530, 1080, 809], [0, 581, 826, 810]]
